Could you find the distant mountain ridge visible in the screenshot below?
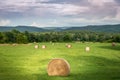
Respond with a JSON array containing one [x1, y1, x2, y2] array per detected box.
[[0, 24, 120, 32], [65, 24, 120, 32], [0, 26, 48, 32]]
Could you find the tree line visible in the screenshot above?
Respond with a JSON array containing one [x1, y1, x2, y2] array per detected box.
[[0, 30, 120, 43]]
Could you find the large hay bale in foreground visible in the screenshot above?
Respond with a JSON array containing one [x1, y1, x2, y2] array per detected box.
[[47, 58, 70, 76]]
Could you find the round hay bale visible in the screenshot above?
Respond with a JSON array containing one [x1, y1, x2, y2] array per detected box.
[[85, 46, 90, 52], [112, 42, 116, 46], [42, 45, 46, 49], [12, 43, 17, 46], [47, 58, 70, 76], [67, 44, 72, 48], [34, 45, 39, 49]]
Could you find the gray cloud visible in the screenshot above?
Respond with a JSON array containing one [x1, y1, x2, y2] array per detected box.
[[0, 0, 120, 26], [115, 0, 120, 3], [41, 0, 89, 6]]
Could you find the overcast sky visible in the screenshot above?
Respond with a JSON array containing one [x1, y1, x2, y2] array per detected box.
[[0, 0, 120, 27]]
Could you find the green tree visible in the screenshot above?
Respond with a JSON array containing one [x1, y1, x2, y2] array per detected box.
[[16, 33, 28, 43], [63, 34, 72, 42], [0, 32, 3, 43]]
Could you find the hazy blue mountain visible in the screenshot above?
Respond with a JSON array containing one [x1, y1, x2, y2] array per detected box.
[[65, 24, 120, 32], [42, 27, 68, 31], [0, 26, 48, 32], [0, 24, 120, 32]]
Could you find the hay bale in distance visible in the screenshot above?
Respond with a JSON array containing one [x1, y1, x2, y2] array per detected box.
[[42, 45, 46, 49], [47, 58, 70, 76], [66, 44, 72, 48], [112, 42, 116, 46], [12, 43, 17, 46], [34, 45, 39, 49], [85, 46, 90, 52]]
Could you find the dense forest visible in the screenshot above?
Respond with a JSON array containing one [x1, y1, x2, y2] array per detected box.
[[0, 29, 120, 43]]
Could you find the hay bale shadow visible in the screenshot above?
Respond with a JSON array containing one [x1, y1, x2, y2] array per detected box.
[[34, 55, 120, 80], [98, 45, 120, 51]]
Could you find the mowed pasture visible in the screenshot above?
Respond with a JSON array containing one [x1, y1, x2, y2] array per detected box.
[[0, 42, 120, 80]]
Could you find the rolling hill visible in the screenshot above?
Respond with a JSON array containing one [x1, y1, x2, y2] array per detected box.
[[65, 24, 120, 32], [0, 24, 120, 32]]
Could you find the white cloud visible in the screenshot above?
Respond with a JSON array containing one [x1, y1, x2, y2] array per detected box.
[[0, 0, 119, 26], [63, 18, 101, 25], [54, 4, 89, 15], [88, 0, 115, 6], [31, 22, 39, 26], [30, 20, 62, 27], [59, 17, 120, 26], [102, 7, 120, 22], [0, 0, 89, 16], [30, 18, 105, 27], [115, 8, 120, 20], [0, 20, 11, 26]]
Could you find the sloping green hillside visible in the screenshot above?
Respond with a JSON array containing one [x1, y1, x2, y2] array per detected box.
[[0, 43, 120, 80]]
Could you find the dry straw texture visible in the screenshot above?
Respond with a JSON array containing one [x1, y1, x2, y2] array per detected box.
[[66, 44, 72, 48], [85, 46, 90, 52], [34, 45, 39, 49], [42, 45, 46, 49], [112, 42, 116, 46], [47, 58, 70, 76]]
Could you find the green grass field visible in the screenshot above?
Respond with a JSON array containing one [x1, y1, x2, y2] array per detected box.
[[0, 42, 120, 80]]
